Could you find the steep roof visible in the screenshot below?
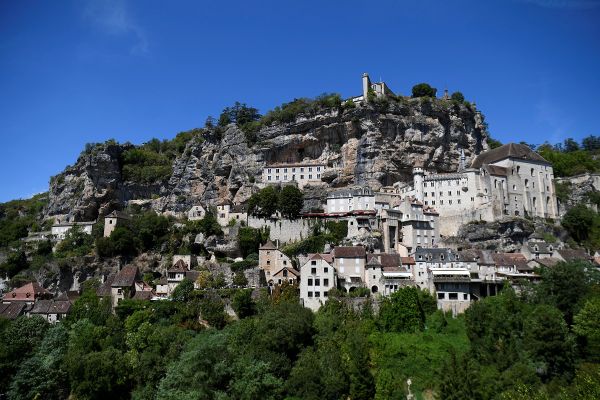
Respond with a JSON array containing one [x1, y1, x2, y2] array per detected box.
[[485, 165, 509, 176], [471, 143, 549, 168], [0, 302, 26, 319], [111, 265, 139, 288], [168, 259, 189, 273], [30, 299, 72, 315], [97, 274, 115, 297], [401, 256, 416, 266], [557, 248, 591, 262], [272, 266, 300, 277], [492, 253, 528, 269], [259, 240, 277, 250], [366, 255, 382, 267], [333, 246, 366, 258], [2, 282, 51, 302]]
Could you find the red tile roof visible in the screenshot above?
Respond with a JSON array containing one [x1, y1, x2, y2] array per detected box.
[[401, 256, 416, 265], [2, 282, 51, 303]]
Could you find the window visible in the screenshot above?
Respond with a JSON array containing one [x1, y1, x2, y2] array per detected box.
[[355, 266, 360, 273], [276, 169, 279, 173], [308, 291, 313, 297], [311, 267, 317, 274], [463, 293, 468, 300], [340, 266, 345, 273], [308, 278, 313, 285], [449, 293, 458, 300], [323, 291, 328, 297], [340, 258, 344, 264], [448, 191, 451, 196], [324, 267, 328, 273], [311, 260, 316, 265], [315, 278, 320, 286], [438, 293, 445, 299], [324, 278, 329, 286], [315, 291, 320, 298]]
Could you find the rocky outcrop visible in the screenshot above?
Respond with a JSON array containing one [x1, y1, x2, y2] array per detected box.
[[555, 173, 600, 215], [45, 98, 489, 221], [443, 217, 564, 252]]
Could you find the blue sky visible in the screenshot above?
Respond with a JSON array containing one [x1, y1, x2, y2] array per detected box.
[[1, 0, 599, 202]]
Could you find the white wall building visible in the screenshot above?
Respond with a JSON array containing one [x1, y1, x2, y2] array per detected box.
[[187, 205, 207, 221], [396, 143, 559, 236], [262, 163, 326, 189], [326, 187, 375, 213], [51, 221, 95, 240], [300, 254, 336, 311]]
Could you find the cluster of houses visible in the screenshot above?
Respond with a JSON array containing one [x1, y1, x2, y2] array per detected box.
[[256, 237, 592, 313]]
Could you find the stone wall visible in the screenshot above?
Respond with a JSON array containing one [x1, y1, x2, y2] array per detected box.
[[247, 217, 318, 243]]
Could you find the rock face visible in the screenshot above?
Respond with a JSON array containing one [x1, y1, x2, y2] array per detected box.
[[555, 173, 600, 215], [45, 98, 489, 221]]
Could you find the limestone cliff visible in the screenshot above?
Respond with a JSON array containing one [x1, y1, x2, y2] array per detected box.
[[45, 98, 489, 221]]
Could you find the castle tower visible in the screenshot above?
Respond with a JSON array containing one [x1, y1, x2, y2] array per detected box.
[[413, 160, 425, 202], [362, 72, 371, 102]]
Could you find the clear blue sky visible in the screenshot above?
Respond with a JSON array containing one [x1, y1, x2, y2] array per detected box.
[[1, 0, 599, 202]]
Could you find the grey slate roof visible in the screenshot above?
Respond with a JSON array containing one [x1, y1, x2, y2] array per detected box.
[[111, 265, 139, 288], [30, 299, 72, 315], [0, 302, 26, 319], [414, 248, 459, 262], [471, 143, 549, 168]]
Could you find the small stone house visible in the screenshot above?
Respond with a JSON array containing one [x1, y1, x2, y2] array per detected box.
[[259, 240, 293, 286], [332, 246, 366, 292], [29, 299, 72, 323], [2, 282, 51, 305], [104, 211, 130, 238], [110, 265, 141, 308], [187, 205, 207, 221]]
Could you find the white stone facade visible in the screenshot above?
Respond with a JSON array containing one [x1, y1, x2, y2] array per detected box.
[[261, 163, 326, 189], [326, 187, 375, 213], [300, 255, 336, 311]]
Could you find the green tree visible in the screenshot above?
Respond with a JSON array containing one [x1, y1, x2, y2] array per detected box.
[[561, 205, 598, 244], [171, 279, 194, 302], [523, 304, 575, 380], [8, 324, 69, 400], [438, 350, 483, 400], [450, 91, 465, 103], [0, 316, 49, 390], [249, 186, 279, 218], [67, 280, 112, 326], [582, 135, 600, 152], [573, 296, 600, 361], [200, 294, 228, 329], [0, 249, 28, 278], [564, 138, 581, 152], [238, 226, 270, 258], [411, 83, 437, 98], [278, 185, 304, 219], [378, 287, 425, 333], [534, 261, 596, 324], [232, 289, 256, 319]]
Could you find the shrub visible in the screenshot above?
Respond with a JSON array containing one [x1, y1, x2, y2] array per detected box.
[[450, 91, 465, 103], [412, 83, 437, 98]]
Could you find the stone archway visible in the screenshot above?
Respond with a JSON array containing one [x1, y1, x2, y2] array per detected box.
[[371, 285, 379, 293]]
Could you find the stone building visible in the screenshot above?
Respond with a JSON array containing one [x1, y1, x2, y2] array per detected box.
[[103, 210, 130, 237], [397, 143, 559, 235], [187, 205, 207, 221], [51, 221, 95, 240], [29, 299, 71, 323], [258, 240, 294, 286], [332, 246, 367, 292], [326, 186, 375, 213], [261, 162, 326, 189]]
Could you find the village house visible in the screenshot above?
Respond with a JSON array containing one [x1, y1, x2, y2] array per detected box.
[[187, 205, 207, 221], [103, 210, 130, 237], [216, 199, 233, 226], [2, 281, 51, 305], [326, 187, 375, 213], [258, 240, 294, 286], [553, 248, 592, 263], [332, 246, 367, 292], [300, 253, 336, 311], [271, 265, 300, 286], [111, 265, 138, 308], [29, 299, 71, 323], [521, 234, 555, 260], [430, 267, 472, 315], [51, 220, 95, 240], [491, 252, 538, 284], [0, 302, 26, 320]]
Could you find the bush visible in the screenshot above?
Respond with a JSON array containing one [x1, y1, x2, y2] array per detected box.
[[412, 83, 437, 98], [450, 91, 465, 103]]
